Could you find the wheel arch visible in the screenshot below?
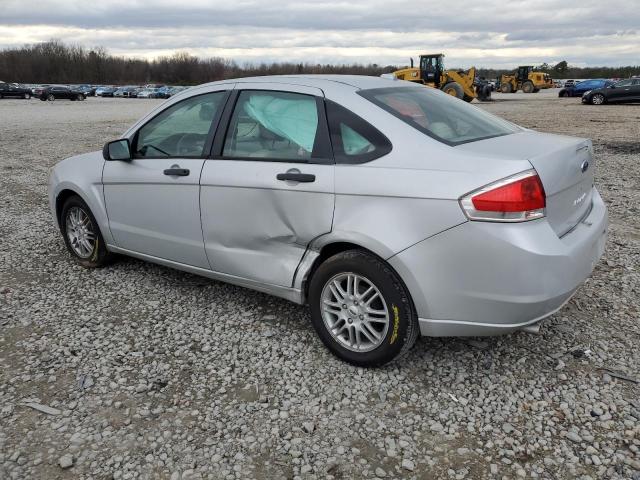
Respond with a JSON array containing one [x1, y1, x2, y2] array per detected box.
[[299, 239, 415, 315]]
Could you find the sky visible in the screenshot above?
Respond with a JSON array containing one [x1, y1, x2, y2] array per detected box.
[[1, 0, 639, 68]]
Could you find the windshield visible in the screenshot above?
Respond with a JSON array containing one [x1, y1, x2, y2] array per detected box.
[[359, 86, 520, 146]]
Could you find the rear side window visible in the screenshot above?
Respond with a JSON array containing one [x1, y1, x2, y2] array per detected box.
[[326, 100, 392, 164], [359, 86, 519, 146], [223, 90, 328, 162]]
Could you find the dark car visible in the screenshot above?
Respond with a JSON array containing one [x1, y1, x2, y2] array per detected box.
[[0, 82, 32, 99], [97, 86, 117, 97], [558, 79, 613, 97], [39, 86, 86, 101], [77, 85, 97, 96], [582, 78, 640, 105], [563, 79, 576, 88]]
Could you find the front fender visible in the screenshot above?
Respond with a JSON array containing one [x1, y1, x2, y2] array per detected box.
[[48, 152, 113, 245]]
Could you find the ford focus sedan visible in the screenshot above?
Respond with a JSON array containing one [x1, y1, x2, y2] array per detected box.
[[49, 75, 607, 367]]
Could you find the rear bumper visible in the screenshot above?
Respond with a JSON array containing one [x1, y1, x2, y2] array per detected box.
[[389, 188, 608, 337]]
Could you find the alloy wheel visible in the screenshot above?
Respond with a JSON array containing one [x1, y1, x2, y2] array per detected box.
[[320, 272, 390, 352], [65, 206, 96, 258]]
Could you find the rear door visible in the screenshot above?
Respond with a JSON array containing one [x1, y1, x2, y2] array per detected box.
[[200, 83, 335, 287]]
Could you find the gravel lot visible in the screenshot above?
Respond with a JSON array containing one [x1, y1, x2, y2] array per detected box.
[[1, 91, 639, 480]]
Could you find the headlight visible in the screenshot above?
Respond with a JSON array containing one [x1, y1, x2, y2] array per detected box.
[[582, 90, 591, 97]]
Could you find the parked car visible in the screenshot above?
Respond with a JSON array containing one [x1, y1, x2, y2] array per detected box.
[[156, 86, 188, 99], [97, 86, 117, 97], [558, 79, 613, 97], [563, 80, 576, 88], [114, 86, 139, 98], [582, 78, 640, 105], [0, 82, 32, 99], [38, 85, 86, 101], [136, 88, 159, 98], [48, 75, 607, 367], [77, 85, 97, 96]]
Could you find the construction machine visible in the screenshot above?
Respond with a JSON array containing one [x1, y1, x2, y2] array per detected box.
[[389, 53, 492, 102], [498, 66, 553, 93]]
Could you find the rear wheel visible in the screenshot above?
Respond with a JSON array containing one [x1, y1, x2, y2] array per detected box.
[[23, 92, 31, 99], [308, 250, 419, 367], [441, 82, 464, 100], [591, 93, 605, 105], [522, 81, 534, 93], [500, 82, 512, 93], [532, 88, 540, 93], [60, 195, 113, 268], [47, 94, 55, 101]]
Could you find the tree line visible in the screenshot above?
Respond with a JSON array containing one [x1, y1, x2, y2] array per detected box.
[[0, 40, 396, 85], [1, 40, 638, 85]]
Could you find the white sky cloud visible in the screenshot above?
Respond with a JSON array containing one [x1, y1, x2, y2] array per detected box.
[[0, 0, 638, 67]]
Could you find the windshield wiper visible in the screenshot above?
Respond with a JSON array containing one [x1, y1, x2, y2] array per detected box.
[[141, 144, 170, 156]]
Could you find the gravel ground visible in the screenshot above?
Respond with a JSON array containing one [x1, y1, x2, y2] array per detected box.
[[0, 92, 639, 480]]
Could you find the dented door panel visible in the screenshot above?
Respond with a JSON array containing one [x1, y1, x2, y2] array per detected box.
[[200, 160, 335, 287]]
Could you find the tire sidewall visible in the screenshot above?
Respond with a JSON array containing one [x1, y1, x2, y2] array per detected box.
[[308, 251, 416, 367]]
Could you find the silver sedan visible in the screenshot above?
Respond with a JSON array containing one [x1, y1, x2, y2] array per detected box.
[[49, 75, 607, 366]]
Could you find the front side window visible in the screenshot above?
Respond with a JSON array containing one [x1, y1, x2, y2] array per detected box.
[[359, 86, 520, 146], [223, 91, 321, 161], [326, 100, 392, 164], [615, 79, 633, 87], [135, 92, 226, 158]]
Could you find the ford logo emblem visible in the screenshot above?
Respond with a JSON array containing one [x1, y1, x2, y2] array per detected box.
[[580, 160, 589, 173]]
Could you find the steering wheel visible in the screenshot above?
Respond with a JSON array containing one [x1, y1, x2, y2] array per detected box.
[[176, 133, 204, 156]]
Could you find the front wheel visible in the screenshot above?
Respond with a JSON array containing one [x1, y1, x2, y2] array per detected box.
[[522, 81, 534, 93], [441, 82, 464, 100], [60, 196, 113, 268], [24, 93, 31, 99], [47, 94, 55, 101], [308, 250, 419, 367], [591, 93, 605, 105]]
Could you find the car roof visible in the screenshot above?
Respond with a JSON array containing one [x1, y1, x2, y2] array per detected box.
[[200, 74, 408, 93]]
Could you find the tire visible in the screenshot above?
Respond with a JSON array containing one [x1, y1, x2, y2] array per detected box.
[[441, 82, 464, 100], [591, 93, 605, 105], [477, 84, 492, 101], [500, 82, 512, 93], [462, 94, 474, 103], [532, 88, 540, 93], [23, 92, 31, 99], [60, 195, 113, 268], [522, 81, 534, 93], [47, 94, 55, 101], [308, 250, 419, 367], [77, 94, 85, 101]]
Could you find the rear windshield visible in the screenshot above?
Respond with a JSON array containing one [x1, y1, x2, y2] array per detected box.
[[359, 86, 520, 146]]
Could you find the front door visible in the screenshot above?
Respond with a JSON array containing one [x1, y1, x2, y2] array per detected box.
[[200, 84, 335, 287], [103, 90, 230, 268]]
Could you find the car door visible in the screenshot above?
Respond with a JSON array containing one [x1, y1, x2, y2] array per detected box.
[[103, 89, 231, 268], [200, 84, 335, 287], [607, 79, 634, 102]]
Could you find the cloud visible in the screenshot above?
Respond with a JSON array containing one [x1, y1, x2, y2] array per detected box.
[[0, 0, 638, 67]]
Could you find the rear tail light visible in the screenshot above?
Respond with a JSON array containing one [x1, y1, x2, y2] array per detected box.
[[460, 170, 546, 222]]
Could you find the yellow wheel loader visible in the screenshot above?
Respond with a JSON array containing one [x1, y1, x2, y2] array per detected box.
[[498, 66, 553, 93], [389, 53, 492, 102]]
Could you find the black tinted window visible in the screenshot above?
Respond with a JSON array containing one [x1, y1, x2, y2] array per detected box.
[[325, 100, 392, 164]]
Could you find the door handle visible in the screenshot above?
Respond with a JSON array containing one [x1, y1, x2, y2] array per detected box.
[[163, 167, 190, 176], [276, 172, 316, 183]]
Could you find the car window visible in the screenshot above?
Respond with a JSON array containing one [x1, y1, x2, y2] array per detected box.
[[615, 79, 633, 87], [135, 91, 226, 158], [633, 79, 640, 86], [360, 86, 519, 146], [326, 100, 392, 164], [223, 90, 321, 161]]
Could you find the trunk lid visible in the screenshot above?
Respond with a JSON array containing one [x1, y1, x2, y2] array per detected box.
[[457, 131, 595, 236]]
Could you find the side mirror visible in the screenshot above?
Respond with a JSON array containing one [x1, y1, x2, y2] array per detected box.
[[103, 139, 131, 161]]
